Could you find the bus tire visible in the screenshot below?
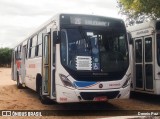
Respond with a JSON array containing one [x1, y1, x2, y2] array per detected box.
[[38, 78, 53, 105], [16, 72, 23, 89]]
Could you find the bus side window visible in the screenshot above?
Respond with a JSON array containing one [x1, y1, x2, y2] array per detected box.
[[37, 32, 43, 57], [31, 47, 35, 58], [26, 40, 29, 59], [35, 46, 38, 57], [28, 38, 32, 58], [31, 35, 37, 58], [37, 29, 46, 57], [157, 34, 160, 65], [15, 47, 18, 60], [15, 45, 22, 60], [38, 44, 42, 56], [18, 45, 21, 60]]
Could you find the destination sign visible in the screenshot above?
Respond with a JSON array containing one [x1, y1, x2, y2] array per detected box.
[[70, 16, 110, 26], [60, 14, 125, 29], [136, 30, 149, 35], [131, 28, 154, 37]]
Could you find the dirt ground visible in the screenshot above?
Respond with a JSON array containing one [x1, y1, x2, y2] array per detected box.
[[0, 68, 160, 119], [0, 68, 99, 119]]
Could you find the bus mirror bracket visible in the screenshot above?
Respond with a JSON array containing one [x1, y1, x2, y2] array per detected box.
[[127, 32, 133, 44], [53, 31, 60, 44]]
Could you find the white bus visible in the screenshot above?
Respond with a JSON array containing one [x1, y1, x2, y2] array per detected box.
[[128, 20, 160, 95], [11, 13, 131, 104]]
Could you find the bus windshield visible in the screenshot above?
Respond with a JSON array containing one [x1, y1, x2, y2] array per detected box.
[[60, 27, 129, 74]]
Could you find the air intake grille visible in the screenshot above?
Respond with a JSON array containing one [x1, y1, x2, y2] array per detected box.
[[80, 91, 120, 100]]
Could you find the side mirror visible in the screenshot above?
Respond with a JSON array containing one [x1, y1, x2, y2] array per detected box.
[[53, 31, 60, 44], [127, 32, 133, 44]]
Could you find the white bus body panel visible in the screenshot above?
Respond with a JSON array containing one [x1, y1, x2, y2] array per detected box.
[[25, 57, 42, 91]]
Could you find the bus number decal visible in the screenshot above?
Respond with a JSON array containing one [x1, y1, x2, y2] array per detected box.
[[60, 97, 67, 102], [29, 64, 36, 68]]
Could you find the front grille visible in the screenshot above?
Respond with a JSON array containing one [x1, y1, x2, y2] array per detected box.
[[80, 91, 120, 100]]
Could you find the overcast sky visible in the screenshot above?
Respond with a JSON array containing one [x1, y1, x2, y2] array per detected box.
[[0, 0, 122, 48]]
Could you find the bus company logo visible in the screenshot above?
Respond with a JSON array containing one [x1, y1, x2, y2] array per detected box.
[[109, 83, 120, 87], [99, 84, 103, 88], [29, 64, 36, 68], [2, 111, 11, 116], [60, 97, 67, 102], [2, 111, 42, 116]]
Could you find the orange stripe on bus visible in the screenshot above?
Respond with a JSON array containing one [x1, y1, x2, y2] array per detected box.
[[16, 60, 21, 69], [29, 64, 36, 68]]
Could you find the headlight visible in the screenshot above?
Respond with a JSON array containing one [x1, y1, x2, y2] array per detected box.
[[59, 74, 75, 88], [122, 74, 131, 88]]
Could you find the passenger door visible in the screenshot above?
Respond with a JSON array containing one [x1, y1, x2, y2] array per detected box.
[[134, 36, 154, 91], [42, 33, 51, 95]]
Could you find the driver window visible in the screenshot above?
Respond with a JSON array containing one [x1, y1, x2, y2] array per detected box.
[[61, 30, 68, 65]]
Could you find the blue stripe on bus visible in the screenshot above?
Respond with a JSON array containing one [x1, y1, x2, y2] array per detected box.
[[74, 81, 97, 88]]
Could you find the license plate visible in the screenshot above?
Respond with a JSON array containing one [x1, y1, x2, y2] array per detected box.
[[93, 96, 108, 101]]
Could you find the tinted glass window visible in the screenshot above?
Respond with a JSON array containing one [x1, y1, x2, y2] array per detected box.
[[157, 34, 160, 65], [135, 39, 142, 63], [61, 28, 129, 73], [145, 37, 152, 62]]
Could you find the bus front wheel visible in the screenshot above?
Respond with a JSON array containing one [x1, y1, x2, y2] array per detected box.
[[38, 79, 53, 105]]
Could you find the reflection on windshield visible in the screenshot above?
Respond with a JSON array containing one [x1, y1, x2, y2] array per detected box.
[[61, 28, 129, 73]]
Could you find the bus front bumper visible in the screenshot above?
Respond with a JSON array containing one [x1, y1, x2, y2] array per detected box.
[[56, 84, 130, 103]]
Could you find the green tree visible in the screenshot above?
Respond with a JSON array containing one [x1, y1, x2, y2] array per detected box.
[[118, 0, 160, 25], [0, 48, 12, 67]]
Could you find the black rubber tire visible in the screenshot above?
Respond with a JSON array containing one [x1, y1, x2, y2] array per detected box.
[[38, 79, 53, 105]]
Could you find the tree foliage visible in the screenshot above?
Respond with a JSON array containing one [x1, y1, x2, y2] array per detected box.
[[0, 48, 12, 67], [118, 0, 160, 25]]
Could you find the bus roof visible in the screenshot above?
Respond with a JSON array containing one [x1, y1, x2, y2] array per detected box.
[[127, 20, 160, 38], [127, 20, 159, 32], [13, 13, 124, 48]]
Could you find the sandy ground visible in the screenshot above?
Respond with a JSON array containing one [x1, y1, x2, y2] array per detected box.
[[0, 68, 160, 119], [0, 68, 15, 86], [0, 68, 45, 110], [0, 68, 101, 119]]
